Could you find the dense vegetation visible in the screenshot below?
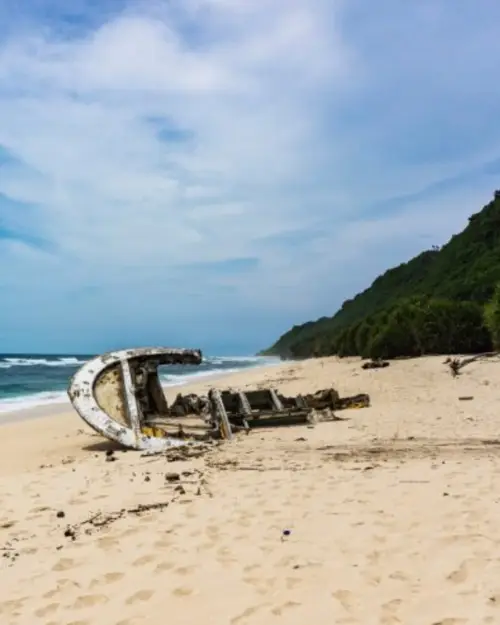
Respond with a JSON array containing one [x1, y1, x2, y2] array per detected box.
[[263, 191, 500, 359]]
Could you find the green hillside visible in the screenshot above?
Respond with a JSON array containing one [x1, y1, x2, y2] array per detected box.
[[263, 191, 500, 360]]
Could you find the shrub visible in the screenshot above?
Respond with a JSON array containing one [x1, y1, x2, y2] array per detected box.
[[484, 283, 500, 350]]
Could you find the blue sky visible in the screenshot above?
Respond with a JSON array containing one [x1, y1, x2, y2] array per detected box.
[[1, 0, 500, 355]]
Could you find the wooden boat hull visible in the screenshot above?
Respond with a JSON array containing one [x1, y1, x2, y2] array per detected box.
[[67, 347, 202, 451]]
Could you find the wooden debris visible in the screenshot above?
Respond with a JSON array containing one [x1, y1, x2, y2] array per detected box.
[[361, 359, 390, 370], [446, 352, 497, 377], [67, 346, 372, 449]]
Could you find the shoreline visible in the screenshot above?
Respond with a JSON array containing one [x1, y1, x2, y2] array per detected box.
[[0, 358, 289, 427], [0, 358, 285, 425], [0, 350, 487, 425], [0, 351, 487, 427]]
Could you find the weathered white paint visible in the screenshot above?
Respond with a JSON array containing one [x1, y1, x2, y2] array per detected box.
[[209, 389, 233, 441], [121, 358, 141, 438], [67, 347, 202, 451]]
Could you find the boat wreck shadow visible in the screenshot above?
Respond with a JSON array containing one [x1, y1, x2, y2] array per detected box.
[[82, 439, 126, 453]]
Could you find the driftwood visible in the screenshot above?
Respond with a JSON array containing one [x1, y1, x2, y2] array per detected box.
[[280, 388, 370, 411], [206, 387, 371, 439], [337, 393, 371, 409], [445, 352, 497, 377], [170, 387, 371, 420], [63, 501, 172, 540], [361, 359, 390, 370], [169, 393, 211, 417], [62, 476, 210, 541]]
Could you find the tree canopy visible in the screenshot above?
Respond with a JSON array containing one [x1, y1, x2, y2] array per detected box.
[[262, 191, 500, 359]]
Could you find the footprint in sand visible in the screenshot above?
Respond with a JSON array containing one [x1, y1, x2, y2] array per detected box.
[[0, 597, 28, 614], [97, 536, 120, 550], [34, 602, 59, 618], [197, 541, 216, 551], [170, 523, 184, 532], [185, 507, 198, 519], [172, 586, 193, 597], [367, 550, 381, 565], [332, 589, 356, 612], [259, 545, 277, 557], [153, 538, 173, 549], [271, 601, 301, 616], [379, 617, 401, 625], [285, 576, 302, 590], [389, 570, 410, 582], [381, 598, 402, 613], [126, 589, 155, 605], [230, 604, 269, 624], [217, 546, 236, 561], [43, 578, 81, 599], [120, 527, 141, 538], [155, 561, 174, 573], [379, 598, 403, 625], [72, 594, 109, 609], [447, 559, 482, 584], [245, 576, 278, 596], [205, 525, 220, 540], [89, 572, 124, 588], [174, 565, 196, 576], [52, 557, 77, 572], [132, 554, 156, 567], [237, 517, 253, 528], [43, 588, 60, 600]]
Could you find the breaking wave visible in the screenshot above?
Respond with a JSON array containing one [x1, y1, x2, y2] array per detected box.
[[0, 353, 279, 415], [0, 356, 88, 369], [0, 391, 70, 414]]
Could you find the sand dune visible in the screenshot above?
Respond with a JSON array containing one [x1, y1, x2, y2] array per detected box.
[[1, 355, 500, 624]]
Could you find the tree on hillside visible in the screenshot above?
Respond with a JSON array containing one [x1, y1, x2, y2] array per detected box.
[[484, 283, 500, 350]]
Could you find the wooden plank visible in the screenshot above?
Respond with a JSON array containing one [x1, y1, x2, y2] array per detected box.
[[211, 389, 233, 441]]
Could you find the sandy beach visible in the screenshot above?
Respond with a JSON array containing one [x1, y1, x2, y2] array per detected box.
[[1, 355, 500, 625]]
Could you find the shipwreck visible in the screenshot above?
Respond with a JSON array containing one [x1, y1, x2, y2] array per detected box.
[[67, 347, 203, 452], [67, 347, 370, 452]]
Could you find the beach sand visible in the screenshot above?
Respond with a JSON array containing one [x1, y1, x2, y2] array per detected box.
[[1, 355, 500, 624]]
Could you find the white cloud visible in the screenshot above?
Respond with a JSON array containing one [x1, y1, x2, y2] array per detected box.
[[0, 1, 349, 280], [0, 0, 499, 351]]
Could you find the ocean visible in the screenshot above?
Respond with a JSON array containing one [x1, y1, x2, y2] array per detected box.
[[0, 353, 279, 414]]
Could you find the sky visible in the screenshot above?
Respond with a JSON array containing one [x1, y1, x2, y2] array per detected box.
[[1, 0, 500, 355]]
